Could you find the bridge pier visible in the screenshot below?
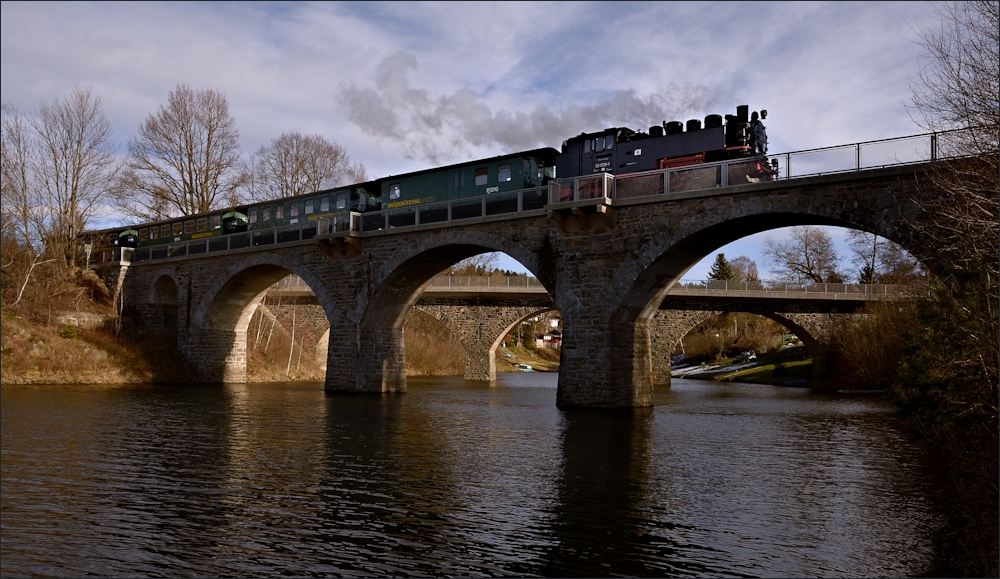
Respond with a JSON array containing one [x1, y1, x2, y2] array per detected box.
[[183, 328, 248, 383], [557, 318, 654, 408], [324, 325, 407, 393]]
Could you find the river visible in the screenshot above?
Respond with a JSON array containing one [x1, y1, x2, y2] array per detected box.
[[1, 375, 943, 577]]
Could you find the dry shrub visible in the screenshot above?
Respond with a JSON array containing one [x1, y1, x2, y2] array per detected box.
[[245, 303, 324, 382], [677, 313, 786, 363], [828, 301, 918, 391], [404, 309, 464, 376]]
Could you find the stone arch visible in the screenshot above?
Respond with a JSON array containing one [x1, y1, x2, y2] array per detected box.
[[191, 255, 339, 332], [416, 303, 555, 381], [349, 229, 548, 325], [343, 230, 554, 393], [141, 268, 181, 335], [650, 308, 841, 388], [590, 193, 933, 406], [150, 271, 179, 304], [183, 254, 339, 384]]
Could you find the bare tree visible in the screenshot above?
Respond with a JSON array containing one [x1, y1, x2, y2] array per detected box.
[[450, 252, 500, 276], [119, 83, 243, 219], [1, 104, 40, 250], [906, 1, 999, 274], [763, 226, 843, 283], [901, 5, 999, 574], [246, 131, 368, 202], [729, 256, 760, 283], [2, 104, 54, 307], [845, 230, 923, 283], [30, 87, 119, 266]]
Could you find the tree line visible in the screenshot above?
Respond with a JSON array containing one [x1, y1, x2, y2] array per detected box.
[[703, 225, 923, 287], [2, 83, 367, 274]]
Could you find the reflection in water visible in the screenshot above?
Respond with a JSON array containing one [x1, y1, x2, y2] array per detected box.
[[1, 377, 941, 577]]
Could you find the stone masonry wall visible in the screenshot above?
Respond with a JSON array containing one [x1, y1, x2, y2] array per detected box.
[[417, 297, 553, 381]]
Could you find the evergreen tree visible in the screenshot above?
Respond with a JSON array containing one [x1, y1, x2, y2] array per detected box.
[[707, 253, 735, 281]]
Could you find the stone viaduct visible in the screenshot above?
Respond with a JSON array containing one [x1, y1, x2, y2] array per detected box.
[[259, 281, 879, 385], [106, 162, 944, 408]]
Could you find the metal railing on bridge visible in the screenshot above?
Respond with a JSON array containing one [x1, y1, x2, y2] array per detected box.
[[671, 279, 926, 297], [271, 274, 546, 292], [270, 275, 920, 299], [553, 129, 971, 204]]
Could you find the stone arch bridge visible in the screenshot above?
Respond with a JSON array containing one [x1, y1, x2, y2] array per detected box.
[[106, 160, 944, 408], [263, 277, 892, 386]]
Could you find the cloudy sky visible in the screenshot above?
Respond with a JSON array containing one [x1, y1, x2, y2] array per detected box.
[[1, 1, 940, 278]]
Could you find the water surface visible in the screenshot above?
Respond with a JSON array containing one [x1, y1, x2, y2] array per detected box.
[[1, 376, 941, 577]]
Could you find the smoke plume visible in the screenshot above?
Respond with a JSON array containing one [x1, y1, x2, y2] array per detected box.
[[337, 52, 716, 164]]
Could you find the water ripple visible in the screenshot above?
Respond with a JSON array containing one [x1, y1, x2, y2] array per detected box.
[[2, 378, 941, 577]]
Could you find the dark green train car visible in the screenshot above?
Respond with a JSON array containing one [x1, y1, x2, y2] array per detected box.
[[381, 148, 558, 210], [246, 182, 381, 232], [135, 210, 232, 248]]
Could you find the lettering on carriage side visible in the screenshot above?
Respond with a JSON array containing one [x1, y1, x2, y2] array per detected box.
[[387, 196, 433, 209], [485, 186, 499, 194]]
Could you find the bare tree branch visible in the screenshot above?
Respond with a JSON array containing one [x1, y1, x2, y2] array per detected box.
[[118, 83, 243, 220], [245, 131, 368, 202], [27, 87, 119, 267], [763, 226, 844, 283]]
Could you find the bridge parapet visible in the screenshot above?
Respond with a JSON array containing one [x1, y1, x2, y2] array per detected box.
[[267, 274, 919, 301], [670, 279, 926, 300]]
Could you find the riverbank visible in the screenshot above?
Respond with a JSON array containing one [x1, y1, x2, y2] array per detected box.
[[1, 303, 560, 384], [1, 310, 199, 385]]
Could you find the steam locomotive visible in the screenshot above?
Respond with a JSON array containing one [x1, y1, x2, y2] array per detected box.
[[86, 104, 772, 264]]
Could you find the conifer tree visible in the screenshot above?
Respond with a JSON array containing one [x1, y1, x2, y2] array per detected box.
[[707, 253, 735, 281]]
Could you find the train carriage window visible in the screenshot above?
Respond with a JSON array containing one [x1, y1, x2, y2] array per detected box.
[[454, 171, 465, 188], [474, 168, 488, 186], [210, 215, 221, 229], [336, 193, 346, 210], [276, 205, 284, 219], [249, 209, 258, 223], [595, 137, 605, 152], [389, 184, 401, 200], [606, 135, 615, 149], [305, 200, 314, 214], [584, 140, 591, 153], [184, 221, 194, 234], [196, 218, 207, 232], [498, 164, 511, 183], [149, 227, 158, 239], [139, 228, 148, 241], [263, 207, 271, 222], [161, 225, 170, 238], [320, 197, 329, 212], [173, 223, 183, 236], [290, 203, 298, 217]]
